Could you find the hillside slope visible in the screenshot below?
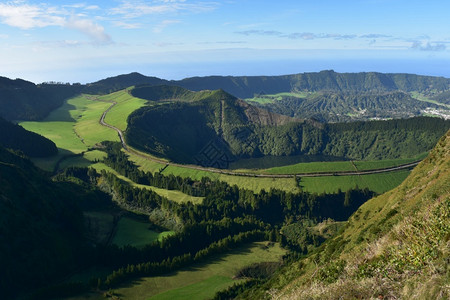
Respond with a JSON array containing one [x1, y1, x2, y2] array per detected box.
[[125, 89, 301, 165], [245, 130, 450, 299], [253, 91, 438, 122], [0, 117, 57, 157], [126, 89, 450, 165], [0, 146, 94, 299], [0, 77, 82, 121]]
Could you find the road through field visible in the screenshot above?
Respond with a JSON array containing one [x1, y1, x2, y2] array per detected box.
[[97, 99, 420, 178]]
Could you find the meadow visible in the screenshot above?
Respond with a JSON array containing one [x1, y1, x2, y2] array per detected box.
[[67, 242, 286, 300], [96, 89, 148, 131], [92, 163, 204, 204], [245, 91, 311, 104]]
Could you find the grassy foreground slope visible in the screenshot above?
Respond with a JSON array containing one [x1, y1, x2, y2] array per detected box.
[[247, 130, 450, 299]]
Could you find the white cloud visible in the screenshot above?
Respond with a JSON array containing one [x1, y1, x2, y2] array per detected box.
[[0, 2, 111, 44], [66, 17, 112, 44], [0, 3, 64, 29], [153, 19, 180, 33]]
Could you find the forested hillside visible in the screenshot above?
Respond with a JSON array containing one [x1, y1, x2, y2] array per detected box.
[[236, 130, 450, 299], [0, 117, 57, 157], [251, 91, 438, 122], [0, 77, 82, 121], [0, 146, 108, 299], [125, 91, 450, 165]]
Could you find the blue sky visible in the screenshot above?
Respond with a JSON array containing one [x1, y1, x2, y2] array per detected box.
[[0, 0, 449, 83]]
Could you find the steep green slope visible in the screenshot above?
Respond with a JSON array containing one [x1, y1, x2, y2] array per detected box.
[[0, 147, 105, 299], [0, 117, 57, 157], [126, 90, 449, 166], [243, 130, 450, 299], [125, 89, 299, 165], [0, 77, 82, 121]]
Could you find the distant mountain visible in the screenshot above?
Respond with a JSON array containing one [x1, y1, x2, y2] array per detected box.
[[1, 71, 449, 122], [125, 87, 450, 165], [92, 71, 450, 122], [84, 72, 167, 94], [0, 117, 58, 157], [245, 130, 450, 299], [97, 70, 450, 98]]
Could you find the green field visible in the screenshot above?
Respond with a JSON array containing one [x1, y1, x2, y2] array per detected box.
[[245, 92, 311, 104], [410, 91, 450, 108], [264, 154, 426, 174], [97, 89, 149, 131], [113, 216, 174, 248], [19, 95, 120, 170], [127, 151, 300, 193], [266, 160, 355, 174], [68, 242, 285, 300], [92, 163, 204, 204], [300, 169, 411, 194]]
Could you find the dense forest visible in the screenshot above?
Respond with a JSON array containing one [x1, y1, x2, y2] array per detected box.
[[125, 91, 450, 165], [0, 146, 110, 299], [252, 91, 438, 122], [0, 117, 58, 157]]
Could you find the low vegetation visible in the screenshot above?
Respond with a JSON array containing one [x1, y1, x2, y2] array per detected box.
[[241, 130, 450, 299]]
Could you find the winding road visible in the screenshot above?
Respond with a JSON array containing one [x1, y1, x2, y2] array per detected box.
[[98, 100, 421, 178]]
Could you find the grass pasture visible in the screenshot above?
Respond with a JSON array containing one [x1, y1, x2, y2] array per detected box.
[[300, 169, 411, 194], [98, 89, 149, 131], [119, 241, 286, 300], [266, 160, 355, 174], [113, 216, 174, 248], [67, 242, 285, 300], [92, 163, 204, 204], [245, 92, 311, 104]]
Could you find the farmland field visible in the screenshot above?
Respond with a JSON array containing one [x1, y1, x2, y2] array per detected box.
[[92, 163, 204, 204], [300, 169, 411, 194], [97, 89, 149, 131], [67, 241, 286, 300], [245, 92, 311, 104]]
